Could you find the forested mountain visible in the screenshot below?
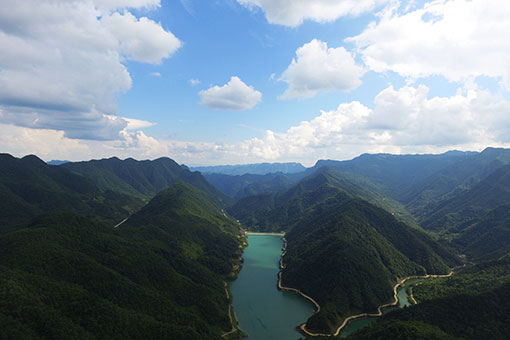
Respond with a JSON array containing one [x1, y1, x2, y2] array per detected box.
[[452, 204, 510, 260], [0, 153, 142, 229], [203, 172, 304, 199], [0, 153, 244, 339], [229, 167, 415, 231], [405, 147, 510, 219], [310, 151, 474, 199], [62, 156, 227, 204], [0, 183, 243, 339], [282, 197, 456, 334], [349, 258, 510, 340], [420, 162, 510, 233], [191, 162, 305, 175]]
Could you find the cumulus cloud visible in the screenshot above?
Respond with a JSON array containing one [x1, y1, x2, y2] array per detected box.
[[280, 39, 365, 99], [237, 0, 390, 27], [102, 11, 181, 64], [349, 0, 510, 87], [240, 85, 510, 163], [3, 84, 510, 165], [199, 76, 262, 111], [0, 0, 180, 140]]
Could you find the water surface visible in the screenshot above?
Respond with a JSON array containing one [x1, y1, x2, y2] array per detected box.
[[230, 235, 315, 340]]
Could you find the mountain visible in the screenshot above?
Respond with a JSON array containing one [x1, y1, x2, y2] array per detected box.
[[203, 172, 304, 199], [311, 151, 474, 199], [281, 197, 456, 334], [62, 156, 229, 204], [47, 160, 70, 165], [0, 182, 243, 339], [0, 153, 141, 229], [228, 167, 416, 232], [452, 204, 510, 260], [420, 162, 510, 233], [405, 147, 510, 218], [191, 162, 306, 175]]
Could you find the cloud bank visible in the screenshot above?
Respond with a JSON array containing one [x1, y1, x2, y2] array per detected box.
[[0, 0, 180, 140]]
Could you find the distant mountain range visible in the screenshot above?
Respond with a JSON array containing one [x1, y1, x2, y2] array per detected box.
[[190, 162, 306, 175]]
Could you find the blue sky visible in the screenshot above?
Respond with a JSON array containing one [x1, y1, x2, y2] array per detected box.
[[1, 0, 510, 166]]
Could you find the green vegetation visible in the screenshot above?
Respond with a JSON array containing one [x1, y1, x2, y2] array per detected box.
[[229, 167, 417, 231], [413, 257, 510, 303], [420, 163, 510, 233], [0, 154, 143, 229], [349, 258, 510, 340], [346, 320, 461, 340], [379, 281, 510, 340], [281, 196, 455, 334], [453, 204, 510, 259], [62, 156, 229, 204], [0, 154, 243, 339]]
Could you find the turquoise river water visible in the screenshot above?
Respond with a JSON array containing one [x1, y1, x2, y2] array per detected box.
[[230, 235, 418, 339], [230, 235, 315, 340]]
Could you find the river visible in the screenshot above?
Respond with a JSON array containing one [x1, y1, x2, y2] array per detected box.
[[230, 235, 315, 340]]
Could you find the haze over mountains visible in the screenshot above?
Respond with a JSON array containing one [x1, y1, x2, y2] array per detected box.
[[2, 147, 510, 339]]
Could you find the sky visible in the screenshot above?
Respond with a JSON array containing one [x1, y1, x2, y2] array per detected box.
[[1, 0, 510, 166]]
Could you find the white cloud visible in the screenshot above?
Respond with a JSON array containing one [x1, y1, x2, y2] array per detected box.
[[0, 0, 180, 140], [150, 72, 161, 77], [237, 0, 390, 27], [3, 84, 510, 166], [189, 78, 201, 86], [239, 85, 510, 164], [119, 117, 156, 130], [349, 0, 510, 88], [94, 0, 160, 11], [102, 11, 181, 64], [280, 39, 365, 99], [199, 76, 262, 111]]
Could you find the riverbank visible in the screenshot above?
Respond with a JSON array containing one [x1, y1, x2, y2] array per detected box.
[[221, 281, 244, 339], [277, 237, 321, 311], [246, 231, 285, 236], [297, 270, 454, 337]]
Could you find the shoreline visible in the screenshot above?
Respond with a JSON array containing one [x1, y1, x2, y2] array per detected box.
[[245, 232, 285, 236], [277, 236, 455, 337], [277, 237, 321, 312], [298, 271, 454, 337]]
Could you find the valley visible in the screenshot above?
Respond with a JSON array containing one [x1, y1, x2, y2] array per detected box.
[[2, 148, 510, 339]]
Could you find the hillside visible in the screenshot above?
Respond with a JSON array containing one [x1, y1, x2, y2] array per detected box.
[[368, 263, 510, 340], [203, 172, 303, 199], [311, 151, 473, 199], [452, 204, 510, 260], [229, 167, 416, 232], [420, 162, 510, 233], [405, 147, 510, 219], [281, 198, 455, 334], [0, 182, 243, 339], [0, 153, 142, 229], [62, 157, 228, 204]]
